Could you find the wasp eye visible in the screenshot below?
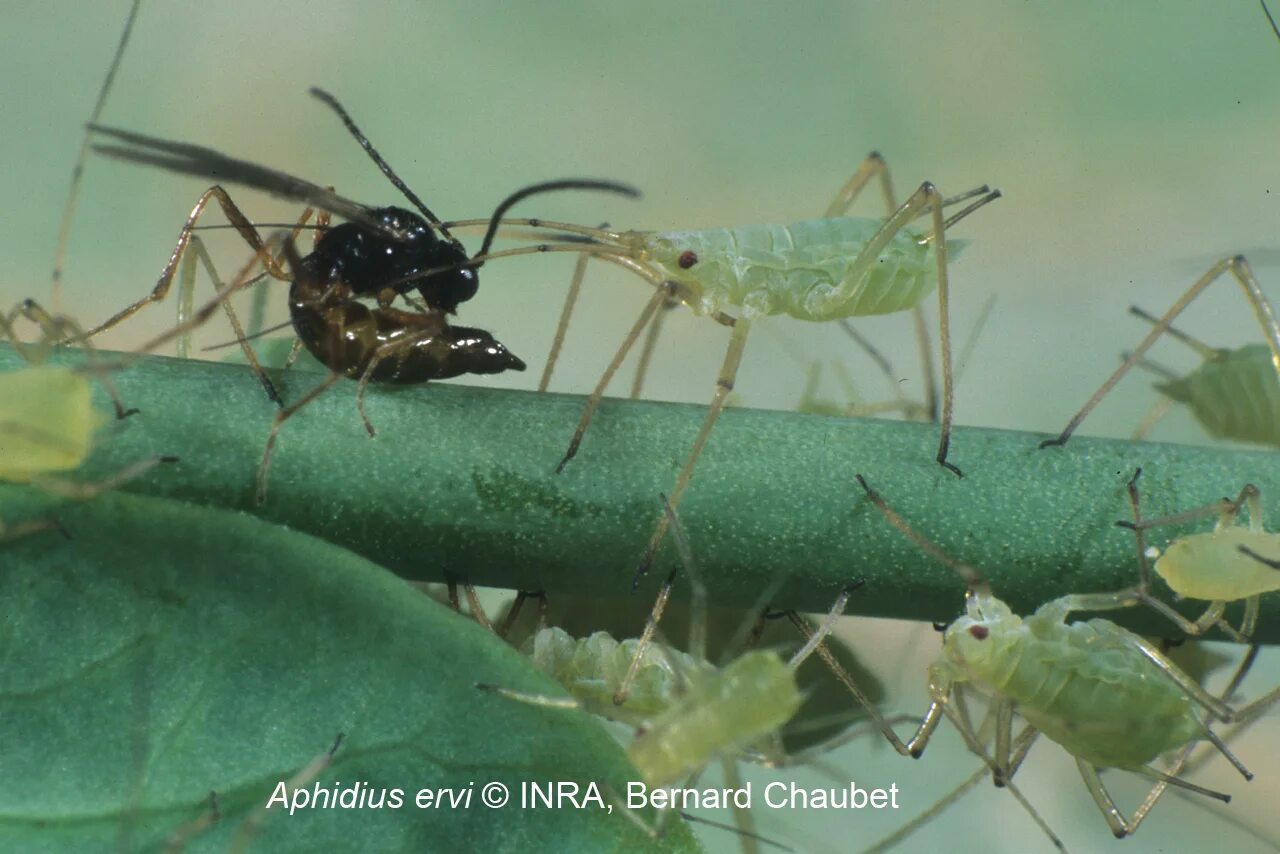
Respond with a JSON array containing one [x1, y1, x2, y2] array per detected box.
[[968, 625, 990, 640], [677, 250, 698, 269]]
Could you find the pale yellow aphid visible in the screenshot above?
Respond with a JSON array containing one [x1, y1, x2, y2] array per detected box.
[[0, 364, 100, 483], [1119, 469, 1280, 643], [0, 301, 171, 539], [0, 257, 259, 538]]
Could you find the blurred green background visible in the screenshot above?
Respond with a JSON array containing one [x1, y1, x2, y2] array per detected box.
[[2, 1, 1278, 851]]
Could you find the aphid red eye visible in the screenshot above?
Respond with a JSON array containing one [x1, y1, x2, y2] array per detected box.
[[677, 250, 698, 269], [968, 625, 989, 640]]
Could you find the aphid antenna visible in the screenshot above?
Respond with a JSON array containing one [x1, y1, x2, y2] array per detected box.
[[854, 474, 992, 598], [473, 179, 641, 264], [308, 87, 455, 241], [439, 214, 628, 244], [49, 0, 142, 312]]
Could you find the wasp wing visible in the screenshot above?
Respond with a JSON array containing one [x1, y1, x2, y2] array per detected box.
[[89, 123, 401, 239]]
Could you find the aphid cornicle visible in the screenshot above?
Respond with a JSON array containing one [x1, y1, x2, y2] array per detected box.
[[850, 474, 1257, 840], [443, 154, 1000, 584]]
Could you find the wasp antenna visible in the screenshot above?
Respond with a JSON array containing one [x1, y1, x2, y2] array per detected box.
[[308, 87, 453, 239], [474, 179, 640, 264]]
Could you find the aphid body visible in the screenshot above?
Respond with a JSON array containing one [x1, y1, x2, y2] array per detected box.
[[1157, 524, 1280, 602], [937, 594, 1206, 771], [0, 364, 98, 482], [635, 217, 963, 322], [527, 626, 801, 787]]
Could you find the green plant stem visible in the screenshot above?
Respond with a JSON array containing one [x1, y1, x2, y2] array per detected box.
[[14, 345, 1280, 644]]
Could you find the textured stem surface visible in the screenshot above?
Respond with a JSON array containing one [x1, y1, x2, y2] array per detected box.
[[12, 345, 1279, 644]]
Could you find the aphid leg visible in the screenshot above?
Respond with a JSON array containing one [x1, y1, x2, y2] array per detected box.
[[49, 0, 141, 312], [163, 790, 220, 854], [830, 183, 964, 473], [443, 573, 497, 634], [824, 153, 942, 423], [1076, 757, 1231, 840], [538, 250, 591, 392], [537, 223, 647, 396], [1077, 653, 1262, 842], [861, 765, 987, 854], [31, 454, 178, 502], [612, 567, 678, 706], [718, 757, 762, 854], [497, 590, 548, 640], [659, 493, 708, 662], [1130, 396, 1178, 440], [629, 292, 680, 400], [474, 682, 580, 710], [0, 300, 136, 418], [554, 282, 679, 472], [783, 610, 942, 759], [1119, 314, 1205, 438], [632, 316, 751, 583], [937, 700, 1067, 852], [1040, 255, 1280, 448], [823, 151, 897, 219], [228, 732, 344, 854]]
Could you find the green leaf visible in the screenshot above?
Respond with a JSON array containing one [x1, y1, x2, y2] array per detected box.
[[0, 489, 698, 853]]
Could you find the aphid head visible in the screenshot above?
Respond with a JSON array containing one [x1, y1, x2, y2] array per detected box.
[[940, 594, 1018, 671]]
